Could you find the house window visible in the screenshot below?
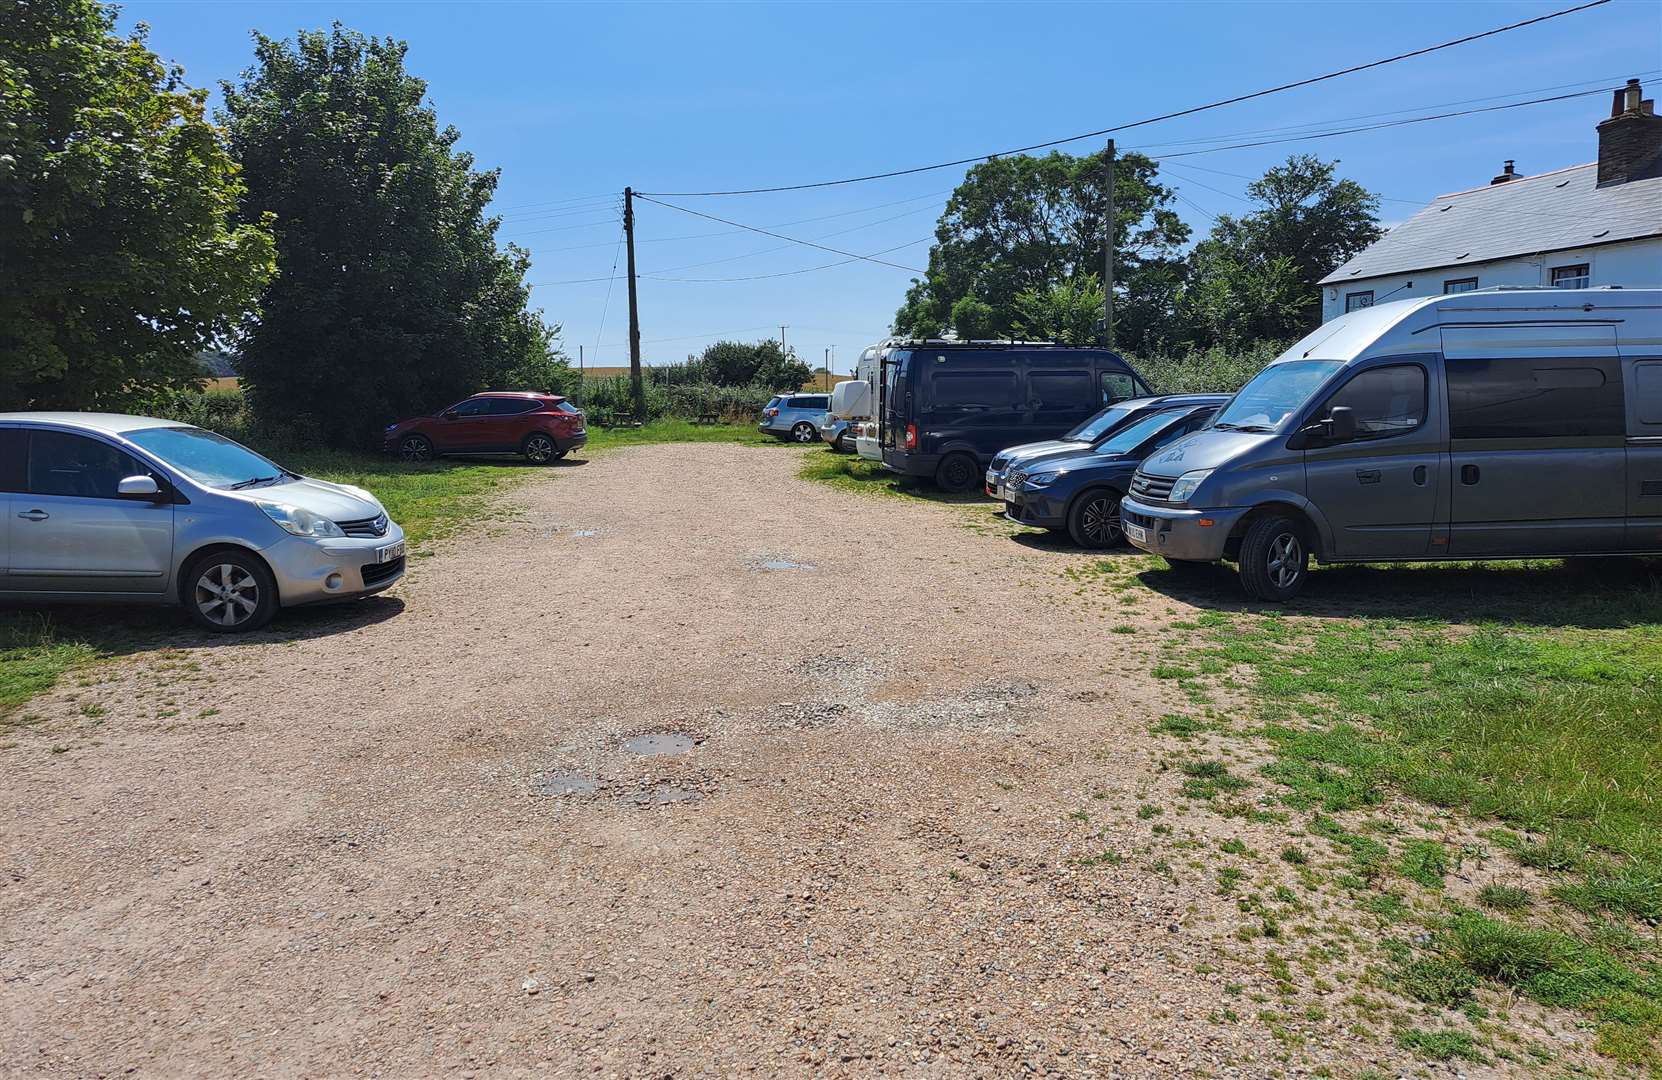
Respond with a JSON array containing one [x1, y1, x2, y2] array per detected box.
[[1550, 264, 1590, 289], [1443, 278, 1478, 294], [1344, 291, 1374, 313]]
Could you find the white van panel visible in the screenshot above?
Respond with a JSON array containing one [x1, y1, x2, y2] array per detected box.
[[1440, 323, 1620, 360]]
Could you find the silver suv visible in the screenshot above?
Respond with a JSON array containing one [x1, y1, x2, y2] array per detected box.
[[758, 393, 830, 443], [0, 413, 406, 632]]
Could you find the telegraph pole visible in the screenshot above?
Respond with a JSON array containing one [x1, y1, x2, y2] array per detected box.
[[1102, 139, 1116, 351], [624, 187, 644, 420]]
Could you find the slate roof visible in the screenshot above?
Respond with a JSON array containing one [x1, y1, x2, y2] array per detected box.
[[1319, 163, 1662, 284]]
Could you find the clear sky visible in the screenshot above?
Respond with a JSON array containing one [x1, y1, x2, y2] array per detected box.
[[118, 0, 1661, 372]]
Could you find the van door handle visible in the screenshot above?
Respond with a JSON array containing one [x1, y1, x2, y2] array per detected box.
[[1461, 464, 1481, 485], [1355, 469, 1381, 485], [1413, 465, 1427, 486], [17, 509, 48, 521]]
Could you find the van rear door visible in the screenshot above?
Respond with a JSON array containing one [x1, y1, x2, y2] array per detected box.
[[1441, 324, 1626, 555]]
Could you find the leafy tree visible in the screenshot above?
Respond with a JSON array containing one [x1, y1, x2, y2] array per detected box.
[[1011, 274, 1105, 345], [0, 0, 275, 410], [687, 339, 810, 389], [948, 295, 997, 340], [1183, 155, 1381, 340], [893, 149, 1188, 352], [221, 24, 560, 446]]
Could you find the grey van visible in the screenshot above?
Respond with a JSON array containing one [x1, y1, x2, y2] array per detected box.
[[1120, 288, 1662, 600]]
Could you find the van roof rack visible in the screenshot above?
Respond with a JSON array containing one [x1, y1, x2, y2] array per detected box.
[[892, 338, 1093, 348]]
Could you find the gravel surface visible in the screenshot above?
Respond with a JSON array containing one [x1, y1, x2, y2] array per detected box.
[[0, 443, 1530, 1077]]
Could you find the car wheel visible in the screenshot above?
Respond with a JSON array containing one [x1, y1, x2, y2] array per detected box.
[[934, 452, 979, 493], [1067, 489, 1123, 549], [1238, 514, 1309, 602], [399, 434, 434, 463], [791, 422, 817, 444], [184, 550, 278, 633], [831, 432, 846, 452], [523, 433, 559, 464]]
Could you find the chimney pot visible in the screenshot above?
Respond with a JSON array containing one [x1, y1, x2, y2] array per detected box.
[[1490, 159, 1519, 185], [1598, 78, 1662, 186]]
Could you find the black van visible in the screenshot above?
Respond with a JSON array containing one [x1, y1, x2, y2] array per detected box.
[[880, 342, 1153, 491]]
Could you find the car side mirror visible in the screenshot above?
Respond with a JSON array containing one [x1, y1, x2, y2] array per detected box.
[[442, 409, 458, 419], [118, 474, 162, 499], [1327, 406, 1357, 442]]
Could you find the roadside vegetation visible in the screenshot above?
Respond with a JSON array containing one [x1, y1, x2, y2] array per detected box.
[[1118, 557, 1662, 1072]]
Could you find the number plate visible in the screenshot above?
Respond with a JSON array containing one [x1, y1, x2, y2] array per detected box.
[[1123, 523, 1148, 544], [376, 540, 405, 563]]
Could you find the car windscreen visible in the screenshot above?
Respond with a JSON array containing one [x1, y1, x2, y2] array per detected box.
[[1211, 360, 1345, 432], [1093, 410, 1182, 455], [1067, 400, 1142, 442], [125, 425, 291, 489]]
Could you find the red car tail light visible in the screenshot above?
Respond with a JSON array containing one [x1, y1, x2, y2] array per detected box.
[[903, 423, 917, 450], [766, 407, 779, 418]]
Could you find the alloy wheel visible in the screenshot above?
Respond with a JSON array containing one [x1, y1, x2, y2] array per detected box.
[[525, 434, 555, 463], [1082, 495, 1122, 545], [399, 436, 433, 463], [1266, 532, 1303, 589], [792, 423, 816, 443], [195, 563, 260, 628]]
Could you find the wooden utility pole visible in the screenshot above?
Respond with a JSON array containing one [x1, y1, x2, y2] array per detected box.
[[624, 187, 644, 420], [1103, 139, 1116, 351]]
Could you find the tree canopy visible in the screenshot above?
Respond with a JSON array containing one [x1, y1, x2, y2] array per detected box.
[[893, 149, 1188, 353], [221, 24, 564, 446], [686, 339, 811, 390], [0, 0, 276, 410]]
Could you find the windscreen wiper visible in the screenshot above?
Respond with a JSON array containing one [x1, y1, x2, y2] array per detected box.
[[228, 475, 279, 490]]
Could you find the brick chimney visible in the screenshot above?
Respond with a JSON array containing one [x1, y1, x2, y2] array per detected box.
[[1489, 160, 1520, 185], [1597, 78, 1662, 187]]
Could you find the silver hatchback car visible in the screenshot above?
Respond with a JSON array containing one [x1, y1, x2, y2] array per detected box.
[[0, 413, 406, 632]]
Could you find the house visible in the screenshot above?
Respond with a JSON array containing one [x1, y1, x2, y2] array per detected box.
[[1318, 78, 1662, 322]]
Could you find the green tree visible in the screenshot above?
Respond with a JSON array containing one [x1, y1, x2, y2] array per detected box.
[[1183, 155, 1381, 340], [1011, 274, 1106, 345], [221, 24, 559, 446], [893, 149, 1188, 351], [688, 339, 810, 389], [0, 0, 275, 410]]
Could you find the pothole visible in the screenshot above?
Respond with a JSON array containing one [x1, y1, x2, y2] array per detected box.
[[533, 773, 600, 796], [622, 733, 695, 757], [634, 785, 701, 806]]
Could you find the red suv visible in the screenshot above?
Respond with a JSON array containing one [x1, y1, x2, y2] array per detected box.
[[383, 392, 587, 464]]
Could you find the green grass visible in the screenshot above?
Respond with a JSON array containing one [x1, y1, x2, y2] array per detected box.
[[795, 450, 992, 507], [0, 615, 103, 725], [1393, 1027, 1483, 1063]]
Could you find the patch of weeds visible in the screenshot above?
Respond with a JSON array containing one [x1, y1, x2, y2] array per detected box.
[[1152, 663, 1194, 680], [1179, 759, 1251, 801], [1552, 859, 1662, 923], [1217, 867, 1246, 895], [1219, 837, 1252, 857], [1393, 1027, 1483, 1062], [1515, 834, 1585, 872], [1067, 808, 1089, 822], [1310, 814, 1388, 884], [1074, 850, 1123, 868], [1151, 713, 1207, 738], [1136, 804, 1163, 820], [1398, 840, 1450, 889], [1393, 956, 1478, 1008], [1278, 844, 1308, 865], [1360, 893, 1410, 922], [1476, 883, 1532, 912]]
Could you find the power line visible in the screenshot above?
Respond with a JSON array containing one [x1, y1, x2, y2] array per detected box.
[[590, 227, 626, 355], [644, 237, 932, 283], [641, 201, 944, 276], [633, 195, 927, 273], [638, 0, 1612, 196]]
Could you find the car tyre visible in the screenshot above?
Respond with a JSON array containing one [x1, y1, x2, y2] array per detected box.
[[1238, 514, 1309, 602], [399, 434, 435, 463], [934, 452, 979, 493], [791, 422, 817, 444], [1066, 489, 1123, 549], [523, 432, 559, 464], [183, 549, 279, 634]]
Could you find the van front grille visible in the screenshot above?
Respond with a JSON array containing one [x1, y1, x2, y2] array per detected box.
[[1131, 473, 1176, 501]]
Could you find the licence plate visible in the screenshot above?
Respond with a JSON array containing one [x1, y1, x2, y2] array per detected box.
[[1123, 523, 1148, 544], [376, 540, 405, 563]]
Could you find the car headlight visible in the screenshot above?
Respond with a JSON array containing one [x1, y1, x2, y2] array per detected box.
[[1026, 471, 1063, 487], [1167, 469, 1214, 504], [258, 501, 345, 539]]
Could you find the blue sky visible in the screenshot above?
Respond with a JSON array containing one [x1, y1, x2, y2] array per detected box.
[[120, 0, 1660, 371]]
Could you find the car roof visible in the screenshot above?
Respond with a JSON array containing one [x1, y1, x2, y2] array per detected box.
[[473, 391, 561, 399], [0, 411, 185, 435], [1125, 393, 1232, 408]]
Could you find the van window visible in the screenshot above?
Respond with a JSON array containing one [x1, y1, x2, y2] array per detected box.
[[1317, 364, 1426, 439], [932, 371, 1017, 408], [1446, 357, 1624, 439], [1031, 371, 1093, 410], [1635, 362, 1662, 425], [1101, 372, 1140, 404]]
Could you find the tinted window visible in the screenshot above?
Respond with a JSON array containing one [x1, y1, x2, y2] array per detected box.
[[1031, 371, 1093, 409], [1101, 372, 1139, 404], [1318, 364, 1426, 439], [28, 431, 149, 499], [1068, 400, 1141, 441], [0, 429, 23, 492], [791, 396, 829, 411], [1636, 362, 1662, 425], [1096, 411, 1184, 456], [1447, 357, 1624, 439], [450, 398, 491, 417], [932, 371, 1018, 408], [487, 397, 540, 415]]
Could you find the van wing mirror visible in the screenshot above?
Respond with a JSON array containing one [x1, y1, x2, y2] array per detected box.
[[117, 474, 161, 499], [1327, 406, 1357, 442]]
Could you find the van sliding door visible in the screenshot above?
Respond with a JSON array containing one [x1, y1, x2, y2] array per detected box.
[[1441, 324, 1625, 556], [1626, 360, 1662, 551]]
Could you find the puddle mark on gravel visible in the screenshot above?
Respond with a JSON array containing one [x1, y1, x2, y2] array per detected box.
[[622, 733, 695, 757], [532, 773, 600, 796], [749, 553, 815, 572]]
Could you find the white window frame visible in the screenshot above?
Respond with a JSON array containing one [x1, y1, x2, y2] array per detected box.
[[1550, 263, 1590, 289], [1344, 291, 1374, 313], [1443, 278, 1478, 294]]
